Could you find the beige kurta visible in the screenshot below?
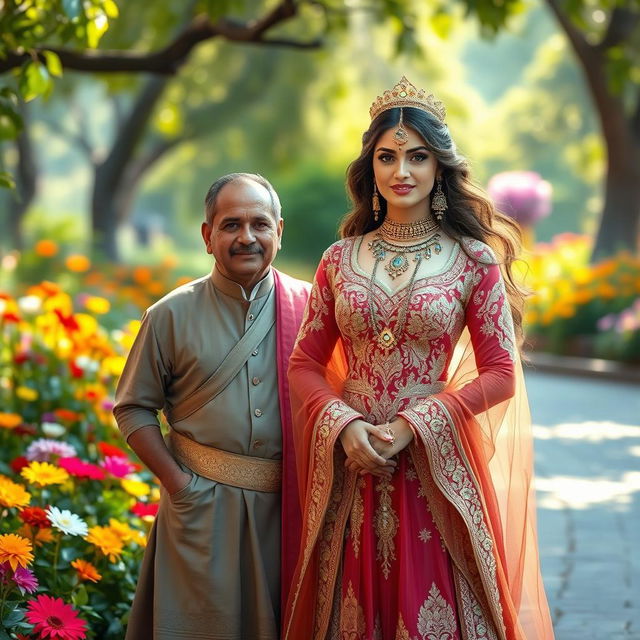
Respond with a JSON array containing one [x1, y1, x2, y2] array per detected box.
[[114, 267, 282, 640]]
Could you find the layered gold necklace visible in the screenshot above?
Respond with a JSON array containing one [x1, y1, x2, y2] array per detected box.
[[367, 215, 442, 349]]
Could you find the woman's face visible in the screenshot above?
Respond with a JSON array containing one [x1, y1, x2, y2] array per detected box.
[[372, 125, 439, 218]]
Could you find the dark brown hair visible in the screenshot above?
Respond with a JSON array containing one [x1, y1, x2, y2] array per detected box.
[[339, 107, 526, 342]]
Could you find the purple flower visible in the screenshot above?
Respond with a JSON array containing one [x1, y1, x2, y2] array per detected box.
[[13, 566, 39, 594], [597, 314, 615, 332], [25, 438, 77, 461], [487, 171, 552, 226]]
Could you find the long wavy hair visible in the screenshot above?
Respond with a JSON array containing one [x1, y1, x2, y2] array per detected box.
[[339, 107, 527, 343]]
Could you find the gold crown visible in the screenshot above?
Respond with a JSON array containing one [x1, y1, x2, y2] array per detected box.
[[369, 76, 446, 123]]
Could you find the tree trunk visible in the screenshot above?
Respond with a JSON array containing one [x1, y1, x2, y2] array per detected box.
[[591, 141, 640, 260], [91, 75, 170, 261], [8, 102, 37, 251]]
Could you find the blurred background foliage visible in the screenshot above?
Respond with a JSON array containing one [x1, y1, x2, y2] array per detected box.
[[1, 0, 639, 362]]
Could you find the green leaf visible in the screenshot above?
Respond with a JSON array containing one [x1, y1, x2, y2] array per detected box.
[[2, 607, 25, 626], [19, 60, 52, 102], [0, 626, 11, 640], [43, 50, 63, 77], [0, 171, 16, 189], [103, 0, 119, 18], [73, 584, 89, 607]]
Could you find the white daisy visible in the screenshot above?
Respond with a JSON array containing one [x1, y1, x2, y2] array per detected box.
[[46, 506, 89, 537]]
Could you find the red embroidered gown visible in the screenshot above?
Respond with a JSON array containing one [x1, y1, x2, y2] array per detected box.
[[284, 237, 554, 640]]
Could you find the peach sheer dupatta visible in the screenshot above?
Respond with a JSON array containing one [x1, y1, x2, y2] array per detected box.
[[434, 329, 554, 639], [284, 325, 554, 640]]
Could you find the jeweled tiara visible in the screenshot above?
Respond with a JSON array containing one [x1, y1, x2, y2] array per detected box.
[[369, 76, 446, 123]]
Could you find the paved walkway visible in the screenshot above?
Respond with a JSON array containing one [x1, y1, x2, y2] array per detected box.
[[526, 370, 640, 639]]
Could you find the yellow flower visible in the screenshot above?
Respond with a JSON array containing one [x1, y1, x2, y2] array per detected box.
[[16, 386, 38, 401], [71, 558, 102, 583], [85, 525, 124, 562], [0, 412, 22, 430], [66, 254, 91, 273], [21, 461, 70, 487], [121, 478, 151, 498], [0, 534, 34, 571], [0, 476, 31, 508], [101, 356, 126, 377], [108, 518, 135, 542], [34, 240, 59, 258], [84, 296, 111, 315]]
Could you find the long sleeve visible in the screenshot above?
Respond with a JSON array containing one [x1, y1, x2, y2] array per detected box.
[[113, 310, 173, 441], [455, 260, 516, 414]]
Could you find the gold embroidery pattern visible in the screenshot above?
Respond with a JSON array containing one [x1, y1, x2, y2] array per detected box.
[[403, 400, 505, 638], [349, 477, 366, 558], [374, 476, 400, 579], [396, 614, 418, 640], [285, 400, 359, 640], [472, 272, 515, 363], [341, 581, 365, 639], [454, 567, 499, 640], [373, 613, 383, 640], [417, 583, 458, 640], [295, 281, 332, 345], [169, 430, 281, 492]]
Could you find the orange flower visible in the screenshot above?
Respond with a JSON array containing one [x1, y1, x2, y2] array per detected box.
[[0, 534, 34, 571], [0, 412, 23, 430], [71, 558, 102, 583], [65, 254, 91, 273], [132, 266, 152, 285], [34, 240, 59, 258], [85, 525, 124, 562], [16, 524, 55, 546], [0, 476, 31, 508], [54, 408, 82, 422]]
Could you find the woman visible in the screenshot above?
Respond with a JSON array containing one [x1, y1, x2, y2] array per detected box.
[[284, 77, 554, 639]]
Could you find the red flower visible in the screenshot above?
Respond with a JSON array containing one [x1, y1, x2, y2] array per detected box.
[[19, 507, 51, 529], [14, 351, 31, 365], [10, 456, 29, 473], [68, 360, 84, 379], [97, 442, 128, 459], [25, 595, 87, 640], [131, 502, 159, 519], [2, 312, 21, 323], [53, 309, 80, 332]]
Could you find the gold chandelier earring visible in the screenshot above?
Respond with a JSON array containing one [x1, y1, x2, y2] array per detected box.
[[372, 183, 381, 222], [431, 176, 447, 222]]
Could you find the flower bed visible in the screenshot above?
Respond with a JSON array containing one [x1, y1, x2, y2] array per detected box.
[[0, 283, 158, 639], [520, 233, 640, 362]]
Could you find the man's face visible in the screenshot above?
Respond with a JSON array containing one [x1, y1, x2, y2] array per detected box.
[[201, 179, 283, 291]]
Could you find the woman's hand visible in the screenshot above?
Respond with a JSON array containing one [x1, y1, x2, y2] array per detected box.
[[369, 417, 414, 458], [339, 419, 397, 478], [345, 417, 414, 477]]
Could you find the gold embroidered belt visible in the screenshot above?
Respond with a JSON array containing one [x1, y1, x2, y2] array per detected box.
[[168, 430, 282, 493]]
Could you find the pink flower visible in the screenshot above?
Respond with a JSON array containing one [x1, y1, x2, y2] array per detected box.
[[58, 457, 105, 481], [100, 455, 136, 478], [487, 171, 552, 226], [13, 565, 39, 594], [25, 438, 77, 462], [25, 594, 87, 640]]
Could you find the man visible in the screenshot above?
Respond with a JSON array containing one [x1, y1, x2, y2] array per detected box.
[[114, 173, 310, 640]]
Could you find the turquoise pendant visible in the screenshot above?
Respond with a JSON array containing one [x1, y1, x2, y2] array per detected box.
[[386, 253, 409, 279]]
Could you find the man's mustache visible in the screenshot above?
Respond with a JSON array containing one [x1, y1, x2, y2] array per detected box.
[[231, 245, 263, 255]]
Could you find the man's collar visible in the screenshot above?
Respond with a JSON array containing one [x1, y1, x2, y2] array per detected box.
[[210, 266, 274, 302]]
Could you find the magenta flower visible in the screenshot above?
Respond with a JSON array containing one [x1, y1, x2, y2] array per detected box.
[[100, 455, 136, 478], [58, 457, 106, 481], [13, 566, 39, 594], [487, 171, 552, 227], [25, 438, 77, 461]]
